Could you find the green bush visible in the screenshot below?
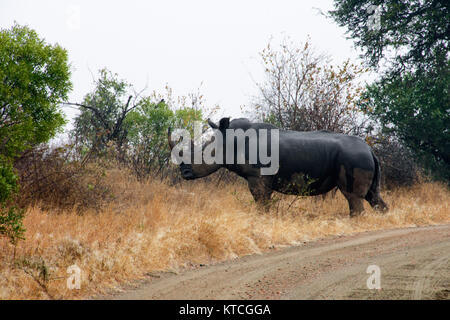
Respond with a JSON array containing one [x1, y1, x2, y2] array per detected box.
[[0, 23, 71, 243]]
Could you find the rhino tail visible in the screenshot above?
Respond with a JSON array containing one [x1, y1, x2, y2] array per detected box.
[[365, 151, 388, 211], [370, 151, 381, 196]]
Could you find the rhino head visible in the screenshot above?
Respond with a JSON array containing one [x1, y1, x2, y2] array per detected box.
[[168, 118, 229, 180]]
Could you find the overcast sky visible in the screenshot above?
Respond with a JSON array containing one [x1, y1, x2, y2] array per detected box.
[[1, 0, 363, 127]]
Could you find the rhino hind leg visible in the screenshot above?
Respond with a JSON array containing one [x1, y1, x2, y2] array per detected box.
[[341, 191, 365, 217], [365, 191, 388, 212], [338, 166, 373, 217]]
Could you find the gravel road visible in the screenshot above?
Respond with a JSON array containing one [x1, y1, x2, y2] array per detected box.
[[102, 224, 450, 300]]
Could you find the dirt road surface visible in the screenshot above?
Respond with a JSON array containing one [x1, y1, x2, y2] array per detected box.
[[102, 224, 450, 300]]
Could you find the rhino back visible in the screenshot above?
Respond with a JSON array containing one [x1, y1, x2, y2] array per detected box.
[[226, 119, 375, 181], [277, 130, 375, 179]]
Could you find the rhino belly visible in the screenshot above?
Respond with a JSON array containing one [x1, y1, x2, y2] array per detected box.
[[272, 172, 336, 196]]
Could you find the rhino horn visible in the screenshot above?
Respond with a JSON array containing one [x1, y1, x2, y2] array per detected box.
[[168, 127, 176, 150]]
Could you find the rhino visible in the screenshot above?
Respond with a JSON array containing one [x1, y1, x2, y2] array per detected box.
[[168, 117, 388, 217]]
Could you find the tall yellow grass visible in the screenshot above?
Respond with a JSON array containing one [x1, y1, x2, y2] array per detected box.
[[1, 169, 449, 299]]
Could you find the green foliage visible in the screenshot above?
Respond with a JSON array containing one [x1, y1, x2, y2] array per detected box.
[[72, 68, 205, 178], [0, 205, 25, 245], [329, 0, 449, 72], [72, 68, 132, 153], [0, 158, 18, 203], [0, 24, 71, 243], [361, 60, 450, 181], [0, 24, 71, 159], [174, 107, 203, 134], [126, 98, 174, 141], [330, 1, 449, 182], [125, 98, 203, 178], [0, 157, 23, 245], [125, 98, 175, 176]]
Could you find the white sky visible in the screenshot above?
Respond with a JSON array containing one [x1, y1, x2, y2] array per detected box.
[[1, 0, 363, 128]]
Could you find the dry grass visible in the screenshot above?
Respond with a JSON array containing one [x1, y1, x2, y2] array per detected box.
[[0, 169, 449, 299]]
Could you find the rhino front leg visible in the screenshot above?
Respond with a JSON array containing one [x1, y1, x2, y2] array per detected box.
[[247, 176, 273, 210]]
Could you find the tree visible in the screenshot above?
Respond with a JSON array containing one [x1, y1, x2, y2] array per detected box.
[[71, 70, 207, 178], [0, 24, 71, 159], [125, 99, 203, 178], [125, 98, 175, 178], [70, 68, 136, 156], [330, 0, 449, 181], [360, 60, 450, 180], [329, 0, 449, 72], [0, 24, 71, 243], [252, 37, 368, 135]]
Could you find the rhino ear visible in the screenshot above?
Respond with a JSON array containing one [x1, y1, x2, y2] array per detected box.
[[207, 118, 219, 129], [219, 117, 230, 130]]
